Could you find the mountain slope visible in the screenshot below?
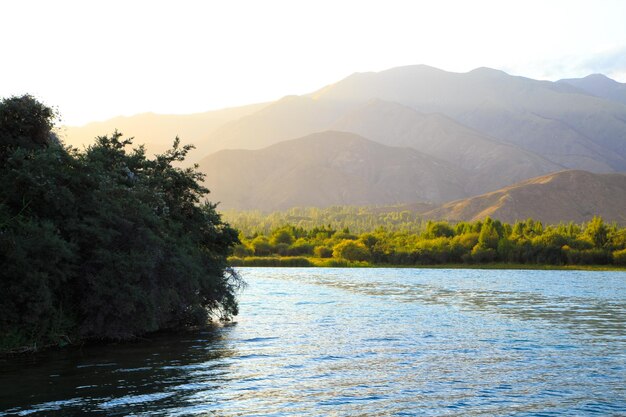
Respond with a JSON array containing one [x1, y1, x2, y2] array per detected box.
[[558, 74, 626, 106], [62, 65, 626, 180], [331, 99, 564, 194], [313, 65, 626, 171], [204, 95, 355, 153], [59, 102, 268, 159], [198, 131, 466, 210], [423, 170, 626, 225]]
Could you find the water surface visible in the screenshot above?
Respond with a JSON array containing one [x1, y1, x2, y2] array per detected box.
[[1, 268, 625, 416]]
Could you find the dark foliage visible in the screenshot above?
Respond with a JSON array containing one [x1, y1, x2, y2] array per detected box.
[[0, 95, 241, 351]]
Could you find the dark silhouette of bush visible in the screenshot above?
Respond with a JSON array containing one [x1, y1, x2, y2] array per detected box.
[[0, 95, 241, 352]]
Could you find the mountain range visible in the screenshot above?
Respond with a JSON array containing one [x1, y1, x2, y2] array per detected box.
[[422, 170, 626, 225], [61, 65, 626, 222], [198, 131, 465, 210]]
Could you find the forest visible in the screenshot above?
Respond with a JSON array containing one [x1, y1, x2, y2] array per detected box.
[[228, 215, 626, 267], [0, 95, 241, 353], [221, 206, 431, 235]]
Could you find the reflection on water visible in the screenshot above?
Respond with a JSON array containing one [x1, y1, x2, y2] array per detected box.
[[0, 326, 236, 415], [1, 268, 625, 416]]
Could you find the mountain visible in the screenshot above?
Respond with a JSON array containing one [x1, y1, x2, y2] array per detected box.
[[311, 65, 626, 172], [198, 131, 466, 211], [58, 64, 626, 215], [558, 74, 626, 106], [423, 170, 626, 225], [331, 99, 564, 195], [203, 95, 355, 153], [61, 65, 626, 178], [59, 102, 268, 159]]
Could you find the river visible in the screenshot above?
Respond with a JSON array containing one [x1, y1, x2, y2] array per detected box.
[[1, 268, 625, 416]]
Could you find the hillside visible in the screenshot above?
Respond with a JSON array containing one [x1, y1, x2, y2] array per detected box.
[[59, 102, 268, 160], [313, 65, 626, 172], [205, 96, 354, 153], [61, 65, 626, 178], [331, 99, 564, 195], [58, 65, 626, 212], [558, 74, 626, 106], [423, 170, 626, 225], [198, 131, 466, 210]]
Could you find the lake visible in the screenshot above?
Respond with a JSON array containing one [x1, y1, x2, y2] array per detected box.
[[1, 268, 625, 416]]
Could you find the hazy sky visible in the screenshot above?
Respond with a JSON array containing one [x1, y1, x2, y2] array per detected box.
[[2, 0, 626, 125]]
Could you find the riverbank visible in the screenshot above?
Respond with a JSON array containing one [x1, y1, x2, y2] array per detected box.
[[228, 256, 626, 271]]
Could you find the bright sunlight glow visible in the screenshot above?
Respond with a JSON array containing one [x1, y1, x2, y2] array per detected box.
[[2, 0, 626, 125]]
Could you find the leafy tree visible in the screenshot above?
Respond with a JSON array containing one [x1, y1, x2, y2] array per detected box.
[[423, 221, 454, 239], [0, 95, 57, 160], [452, 232, 479, 250], [251, 236, 272, 256], [613, 249, 626, 265], [583, 216, 609, 248], [359, 233, 379, 250], [0, 95, 241, 351], [477, 218, 499, 250], [270, 227, 295, 245], [609, 229, 626, 250], [333, 240, 370, 261], [314, 246, 333, 258]]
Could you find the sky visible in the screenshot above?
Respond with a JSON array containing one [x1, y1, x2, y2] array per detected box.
[[2, 0, 626, 126]]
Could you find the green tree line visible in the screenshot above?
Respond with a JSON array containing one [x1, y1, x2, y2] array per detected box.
[[229, 217, 626, 267], [0, 95, 241, 353], [221, 206, 430, 235]]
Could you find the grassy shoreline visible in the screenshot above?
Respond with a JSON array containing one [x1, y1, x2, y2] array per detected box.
[[228, 256, 626, 271]]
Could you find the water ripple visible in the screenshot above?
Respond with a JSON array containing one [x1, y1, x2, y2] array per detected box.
[[0, 268, 624, 416]]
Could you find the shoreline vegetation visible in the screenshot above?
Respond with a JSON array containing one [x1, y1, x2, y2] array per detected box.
[[0, 95, 240, 355], [226, 215, 626, 270], [228, 257, 626, 271]]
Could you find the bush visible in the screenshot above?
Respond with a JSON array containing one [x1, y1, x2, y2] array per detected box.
[[333, 240, 371, 261], [612, 249, 626, 266], [232, 243, 253, 257], [565, 249, 612, 265], [423, 221, 454, 239], [314, 246, 333, 258], [287, 240, 315, 256], [251, 236, 272, 256], [0, 96, 242, 351], [471, 246, 497, 263]]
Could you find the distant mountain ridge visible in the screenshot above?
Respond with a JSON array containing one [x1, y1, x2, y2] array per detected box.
[[311, 65, 626, 172], [198, 131, 466, 211], [423, 170, 626, 225], [331, 99, 564, 195], [558, 74, 626, 106], [61, 65, 626, 218], [60, 102, 268, 159]]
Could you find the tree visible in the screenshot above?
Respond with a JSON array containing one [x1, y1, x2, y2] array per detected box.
[[270, 227, 294, 245], [251, 236, 272, 256], [314, 246, 333, 258], [0, 95, 57, 160], [477, 218, 499, 250], [0, 96, 242, 351], [584, 216, 609, 248], [333, 240, 370, 261], [423, 221, 455, 239]]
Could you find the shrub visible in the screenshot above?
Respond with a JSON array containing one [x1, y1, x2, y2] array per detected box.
[[612, 249, 626, 266], [314, 246, 333, 258], [333, 240, 371, 261], [0, 96, 241, 350]]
